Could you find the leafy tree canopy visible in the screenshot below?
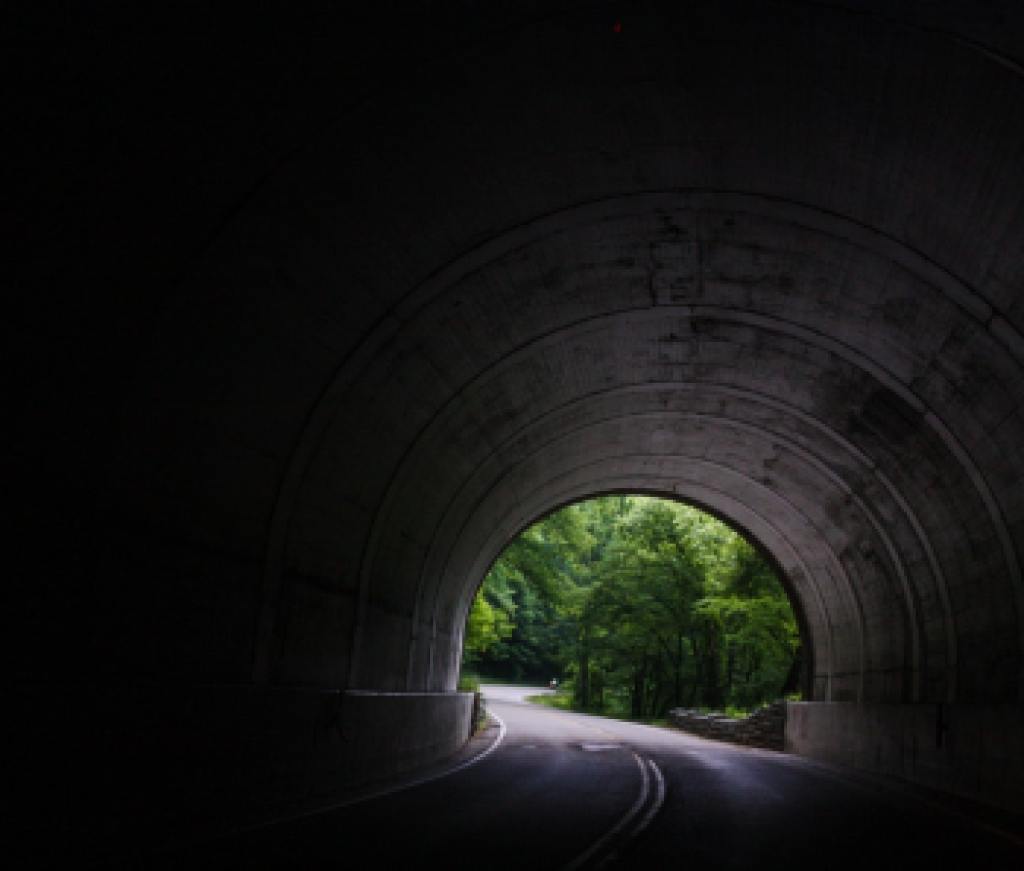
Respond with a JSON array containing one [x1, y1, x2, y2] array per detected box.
[[462, 495, 800, 718]]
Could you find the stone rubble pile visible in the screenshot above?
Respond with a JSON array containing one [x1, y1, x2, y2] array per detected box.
[[667, 701, 786, 750]]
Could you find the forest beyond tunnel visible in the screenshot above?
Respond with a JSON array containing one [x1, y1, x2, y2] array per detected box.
[[462, 495, 805, 719], [11, 1, 1024, 862]]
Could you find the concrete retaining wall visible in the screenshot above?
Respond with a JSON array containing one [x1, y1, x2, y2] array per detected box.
[[785, 702, 1024, 813], [340, 690, 476, 785]]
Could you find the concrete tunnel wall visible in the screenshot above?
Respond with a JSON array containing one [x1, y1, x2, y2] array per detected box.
[[11, 0, 1024, 850]]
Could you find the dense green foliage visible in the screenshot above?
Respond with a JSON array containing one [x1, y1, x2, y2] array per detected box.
[[462, 496, 801, 719]]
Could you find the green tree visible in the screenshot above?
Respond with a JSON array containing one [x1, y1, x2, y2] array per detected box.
[[461, 495, 799, 717], [462, 594, 514, 665], [464, 502, 592, 681]]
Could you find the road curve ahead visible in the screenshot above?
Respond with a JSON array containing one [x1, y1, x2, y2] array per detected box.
[[146, 685, 1022, 869]]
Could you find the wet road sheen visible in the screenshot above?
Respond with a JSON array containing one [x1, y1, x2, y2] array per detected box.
[[152, 685, 1022, 869]]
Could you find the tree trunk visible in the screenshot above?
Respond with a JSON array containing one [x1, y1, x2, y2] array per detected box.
[[703, 619, 723, 708], [576, 625, 590, 708], [674, 633, 684, 708]]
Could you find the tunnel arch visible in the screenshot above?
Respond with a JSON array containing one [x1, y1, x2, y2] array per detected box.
[[17, 2, 1024, 848], [259, 192, 1022, 710]]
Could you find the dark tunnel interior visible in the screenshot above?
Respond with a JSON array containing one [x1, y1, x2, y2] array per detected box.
[[9, 1, 1024, 863]]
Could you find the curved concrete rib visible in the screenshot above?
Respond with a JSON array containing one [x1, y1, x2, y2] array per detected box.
[[443, 453, 868, 703], [249, 192, 1024, 687], [409, 381, 955, 702]]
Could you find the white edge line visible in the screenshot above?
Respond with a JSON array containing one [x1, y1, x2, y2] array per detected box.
[[214, 710, 509, 841], [325, 709, 508, 811], [562, 752, 651, 871], [631, 759, 666, 836]]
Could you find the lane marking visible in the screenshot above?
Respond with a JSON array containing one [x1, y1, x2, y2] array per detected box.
[[149, 711, 510, 860], [631, 759, 666, 837], [594, 759, 668, 869], [325, 709, 508, 810], [562, 752, 650, 871], [208, 710, 509, 840]]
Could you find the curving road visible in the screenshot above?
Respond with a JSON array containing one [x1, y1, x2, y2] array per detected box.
[[148, 685, 1022, 869]]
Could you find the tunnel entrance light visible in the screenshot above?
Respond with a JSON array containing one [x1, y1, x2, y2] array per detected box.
[[461, 494, 803, 722]]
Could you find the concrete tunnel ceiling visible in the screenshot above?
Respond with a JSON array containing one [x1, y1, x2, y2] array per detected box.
[[267, 193, 1024, 709], [102, 2, 1024, 719]]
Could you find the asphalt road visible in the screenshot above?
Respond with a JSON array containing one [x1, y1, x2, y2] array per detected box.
[[146, 685, 1022, 869]]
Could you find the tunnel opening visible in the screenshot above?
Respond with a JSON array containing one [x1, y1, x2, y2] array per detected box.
[[460, 492, 808, 723]]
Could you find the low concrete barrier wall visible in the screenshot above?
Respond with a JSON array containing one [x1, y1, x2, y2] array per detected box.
[[339, 690, 476, 786], [786, 702, 1024, 813], [668, 702, 786, 749]]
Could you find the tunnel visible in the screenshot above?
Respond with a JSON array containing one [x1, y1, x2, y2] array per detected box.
[[11, 1, 1024, 862]]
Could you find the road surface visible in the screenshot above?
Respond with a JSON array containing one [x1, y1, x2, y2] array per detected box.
[[145, 685, 1022, 869]]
